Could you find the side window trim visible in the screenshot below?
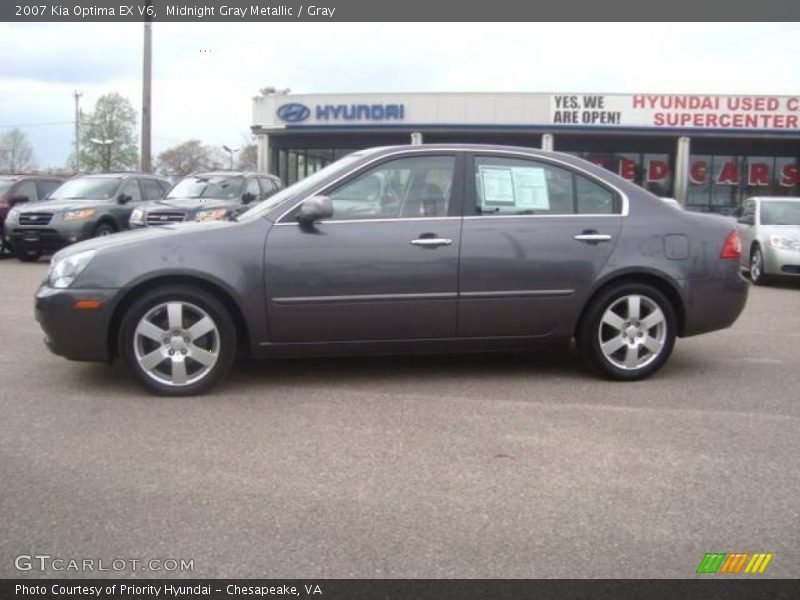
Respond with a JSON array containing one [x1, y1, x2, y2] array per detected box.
[[277, 152, 464, 224], [465, 153, 622, 218]]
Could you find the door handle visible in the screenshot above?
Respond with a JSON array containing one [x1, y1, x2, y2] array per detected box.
[[410, 238, 453, 248], [574, 233, 612, 243]]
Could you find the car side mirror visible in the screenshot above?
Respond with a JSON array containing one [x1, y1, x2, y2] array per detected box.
[[118, 194, 131, 205], [297, 196, 333, 225], [242, 192, 257, 204], [8, 194, 29, 206]]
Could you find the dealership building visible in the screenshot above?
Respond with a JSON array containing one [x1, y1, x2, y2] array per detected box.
[[252, 91, 800, 214]]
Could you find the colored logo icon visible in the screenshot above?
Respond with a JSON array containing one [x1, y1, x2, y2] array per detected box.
[[696, 552, 773, 574]]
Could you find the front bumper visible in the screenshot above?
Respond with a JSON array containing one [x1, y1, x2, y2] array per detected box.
[[763, 246, 800, 277], [9, 221, 96, 253], [35, 285, 120, 362]]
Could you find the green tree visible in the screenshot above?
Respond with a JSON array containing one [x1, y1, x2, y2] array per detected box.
[[156, 140, 219, 176], [80, 93, 138, 172], [0, 128, 36, 173], [237, 144, 258, 171]]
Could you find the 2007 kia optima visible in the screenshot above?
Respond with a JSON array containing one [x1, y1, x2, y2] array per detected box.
[[35, 145, 748, 396]]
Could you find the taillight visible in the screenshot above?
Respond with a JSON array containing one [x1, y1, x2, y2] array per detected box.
[[720, 229, 741, 259]]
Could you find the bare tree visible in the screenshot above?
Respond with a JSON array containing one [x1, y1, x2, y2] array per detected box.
[[0, 128, 36, 173]]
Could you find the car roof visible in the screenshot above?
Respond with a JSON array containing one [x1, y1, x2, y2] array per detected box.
[[186, 171, 278, 178], [750, 196, 800, 201], [69, 173, 169, 181], [0, 174, 63, 181]]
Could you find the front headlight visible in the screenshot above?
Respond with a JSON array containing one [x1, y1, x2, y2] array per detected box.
[[48, 249, 96, 289], [195, 208, 228, 222], [130, 207, 145, 225], [6, 207, 19, 223], [63, 208, 96, 221], [769, 235, 800, 252]]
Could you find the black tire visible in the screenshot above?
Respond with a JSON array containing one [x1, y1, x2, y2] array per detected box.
[[576, 283, 677, 381], [15, 245, 42, 262], [94, 222, 116, 237], [119, 285, 237, 396], [749, 245, 768, 285]]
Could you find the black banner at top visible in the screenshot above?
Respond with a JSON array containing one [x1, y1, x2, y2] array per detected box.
[[3, 0, 800, 22]]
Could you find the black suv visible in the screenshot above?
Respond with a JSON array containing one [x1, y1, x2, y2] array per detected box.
[[6, 173, 171, 261], [0, 175, 64, 253], [129, 171, 282, 227]]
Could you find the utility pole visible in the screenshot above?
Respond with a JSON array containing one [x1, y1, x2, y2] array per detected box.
[[73, 90, 82, 173], [140, 2, 153, 173]]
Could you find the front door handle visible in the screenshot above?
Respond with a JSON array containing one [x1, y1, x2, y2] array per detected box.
[[410, 237, 453, 248], [574, 233, 612, 243]]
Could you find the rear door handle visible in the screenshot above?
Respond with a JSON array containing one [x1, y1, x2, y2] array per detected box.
[[410, 238, 453, 248], [574, 234, 612, 242]]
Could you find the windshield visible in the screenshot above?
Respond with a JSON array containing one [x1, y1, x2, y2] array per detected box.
[[236, 153, 365, 222], [760, 200, 800, 226], [50, 177, 121, 200], [0, 180, 15, 195], [168, 175, 244, 199]]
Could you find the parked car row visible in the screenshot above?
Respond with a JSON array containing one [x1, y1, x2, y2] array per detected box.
[[1, 170, 283, 261]]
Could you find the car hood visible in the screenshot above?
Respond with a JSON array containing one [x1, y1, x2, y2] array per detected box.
[[21, 198, 105, 213], [758, 224, 800, 237], [52, 220, 235, 261], [146, 197, 239, 211]]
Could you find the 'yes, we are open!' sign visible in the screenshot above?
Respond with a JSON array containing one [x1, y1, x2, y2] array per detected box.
[[550, 94, 800, 130]]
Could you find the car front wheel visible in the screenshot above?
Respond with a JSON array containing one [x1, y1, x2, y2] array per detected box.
[[577, 283, 676, 381], [119, 285, 237, 396], [14, 245, 42, 262], [750, 246, 767, 285]]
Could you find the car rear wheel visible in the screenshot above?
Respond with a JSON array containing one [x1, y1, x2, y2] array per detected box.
[[577, 283, 676, 381], [14, 245, 42, 262], [119, 285, 237, 396], [750, 246, 767, 285]]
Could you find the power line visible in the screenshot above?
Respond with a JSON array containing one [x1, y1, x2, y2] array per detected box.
[[0, 121, 73, 128]]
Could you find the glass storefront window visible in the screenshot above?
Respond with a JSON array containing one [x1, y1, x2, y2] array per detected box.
[[643, 153, 673, 197], [710, 156, 741, 214], [687, 154, 711, 210], [689, 154, 799, 213]]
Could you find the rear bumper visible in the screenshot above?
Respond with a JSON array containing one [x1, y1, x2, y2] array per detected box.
[[682, 261, 749, 337], [35, 285, 120, 362]]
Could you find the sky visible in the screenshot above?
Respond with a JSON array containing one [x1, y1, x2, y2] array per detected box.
[[1, 22, 799, 169]]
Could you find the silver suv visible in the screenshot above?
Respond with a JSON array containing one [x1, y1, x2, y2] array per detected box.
[[735, 197, 800, 284]]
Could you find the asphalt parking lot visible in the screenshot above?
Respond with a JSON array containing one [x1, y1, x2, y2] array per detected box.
[[1, 257, 798, 579]]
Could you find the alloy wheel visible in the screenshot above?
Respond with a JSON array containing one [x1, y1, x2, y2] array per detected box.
[[751, 249, 762, 282], [133, 301, 220, 387], [597, 294, 667, 371]]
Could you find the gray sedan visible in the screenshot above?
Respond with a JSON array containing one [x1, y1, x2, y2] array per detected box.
[[735, 196, 800, 284], [35, 145, 748, 395]]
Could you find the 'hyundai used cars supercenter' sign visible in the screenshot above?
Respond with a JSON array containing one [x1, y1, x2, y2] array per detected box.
[[263, 92, 800, 131]]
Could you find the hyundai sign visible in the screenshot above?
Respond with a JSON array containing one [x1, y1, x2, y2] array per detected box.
[[277, 102, 405, 124], [276, 103, 311, 122]]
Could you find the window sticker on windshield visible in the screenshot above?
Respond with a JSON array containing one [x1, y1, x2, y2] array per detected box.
[[479, 166, 515, 206], [479, 165, 550, 211]]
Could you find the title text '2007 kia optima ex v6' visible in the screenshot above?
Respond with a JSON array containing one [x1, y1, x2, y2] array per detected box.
[[35, 145, 748, 396]]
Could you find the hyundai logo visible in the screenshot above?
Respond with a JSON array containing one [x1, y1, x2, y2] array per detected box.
[[277, 103, 311, 123]]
